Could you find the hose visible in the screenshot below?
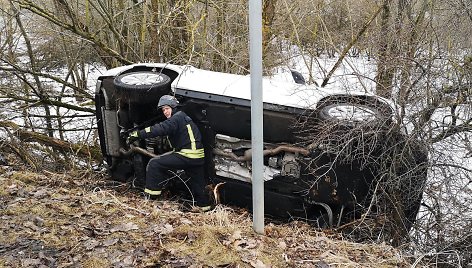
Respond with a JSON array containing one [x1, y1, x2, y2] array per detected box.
[[119, 145, 158, 158]]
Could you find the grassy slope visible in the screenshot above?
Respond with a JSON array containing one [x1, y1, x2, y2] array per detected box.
[[0, 167, 415, 267]]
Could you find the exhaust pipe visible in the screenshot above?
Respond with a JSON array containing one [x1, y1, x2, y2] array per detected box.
[[213, 145, 309, 162], [122, 144, 309, 162]]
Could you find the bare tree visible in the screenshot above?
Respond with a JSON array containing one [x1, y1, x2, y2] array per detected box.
[[276, 0, 471, 264]]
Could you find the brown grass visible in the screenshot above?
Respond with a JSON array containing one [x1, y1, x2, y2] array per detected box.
[[0, 167, 424, 267]]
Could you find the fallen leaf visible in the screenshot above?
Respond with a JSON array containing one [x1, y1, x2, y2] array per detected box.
[[33, 216, 45, 227], [250, 259, 268, 268], [103, 238, 119, 246], [123, 255, 134, 265], [153, 224, 174, 235], [71, 180, 85, 186], [7, 184, 18, 191], [277, 241, 287, 250], [316, 260, 330, 268], [110, 222, 139, 233], [223, 230, 243, 246], [23, 221, 41, 231], [33, 189, 49, 198], [38, 251, 56, 266], [234, 238, 257, 250], [180, 218, 192, 225], [231, 230, 242, 241], [186, 231, 196, 243], [84, 239, 100, 250], [21, 258, 41, 267]]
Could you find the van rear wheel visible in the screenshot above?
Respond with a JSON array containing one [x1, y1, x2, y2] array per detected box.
[[317, 96, 393, 129]]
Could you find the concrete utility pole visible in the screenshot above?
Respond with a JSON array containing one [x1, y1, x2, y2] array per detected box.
[[249, 0, 264, 234]]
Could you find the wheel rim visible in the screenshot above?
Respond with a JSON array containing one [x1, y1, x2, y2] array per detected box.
[[121, 73, 164, 85], [327, 104, 378, 122]]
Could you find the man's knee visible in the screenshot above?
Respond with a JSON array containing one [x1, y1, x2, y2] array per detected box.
[[147, 158, 165, 170]]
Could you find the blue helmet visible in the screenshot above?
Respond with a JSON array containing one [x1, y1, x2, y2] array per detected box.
[[157, 95, 179, 109]]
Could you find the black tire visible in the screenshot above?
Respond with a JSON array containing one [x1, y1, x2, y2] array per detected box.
[[317, 96, 393, 129], [113, 71, 171, 103]]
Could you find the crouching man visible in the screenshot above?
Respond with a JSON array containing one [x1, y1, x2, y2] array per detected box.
[[128, 95, 211, 212]]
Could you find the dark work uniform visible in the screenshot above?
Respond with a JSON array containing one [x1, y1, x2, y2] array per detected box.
[[136, 111, 210, 207]]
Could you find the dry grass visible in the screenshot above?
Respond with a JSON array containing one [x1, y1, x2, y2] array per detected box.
[[0, 167, 425, 267]]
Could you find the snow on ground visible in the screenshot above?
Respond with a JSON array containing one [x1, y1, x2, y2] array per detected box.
[[275, 53, 378, 94]]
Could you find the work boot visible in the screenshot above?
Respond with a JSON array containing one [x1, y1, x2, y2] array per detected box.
[[182, 202, 213, 213], [143, 192, 162, 201], [193, 205, 212, 213]]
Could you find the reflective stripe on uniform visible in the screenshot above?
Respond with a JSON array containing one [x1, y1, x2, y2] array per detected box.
[[186, 124, 197, 150], [145, 127, 151, 133], [177, 148, 204, 159], [144, 188, 162, 195], [176, 124, 204, 158]]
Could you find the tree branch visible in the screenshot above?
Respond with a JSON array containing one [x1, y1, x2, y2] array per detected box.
[[0, 88, 95, 113], [15, 0, 134, 66], [0, 62, 93, 100], [431, 120, 472, 144], [0, 120, 103, 162], [321, 5, 383, 87]]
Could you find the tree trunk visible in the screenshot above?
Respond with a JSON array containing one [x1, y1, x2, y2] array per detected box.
[[12, 0, 54, 137], [375, 0, 394, 98], [168, 0, 190, 63], [262, 0, 276, 64], [213, 0, 226, 71]]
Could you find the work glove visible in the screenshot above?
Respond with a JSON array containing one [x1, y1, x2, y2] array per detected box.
[[127, 131, 140, 144]]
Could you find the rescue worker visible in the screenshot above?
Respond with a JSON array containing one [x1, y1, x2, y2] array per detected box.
[[128, 95, 211, 212]]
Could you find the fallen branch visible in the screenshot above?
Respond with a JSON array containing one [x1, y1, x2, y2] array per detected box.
[[0, 120, 102, 162]]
